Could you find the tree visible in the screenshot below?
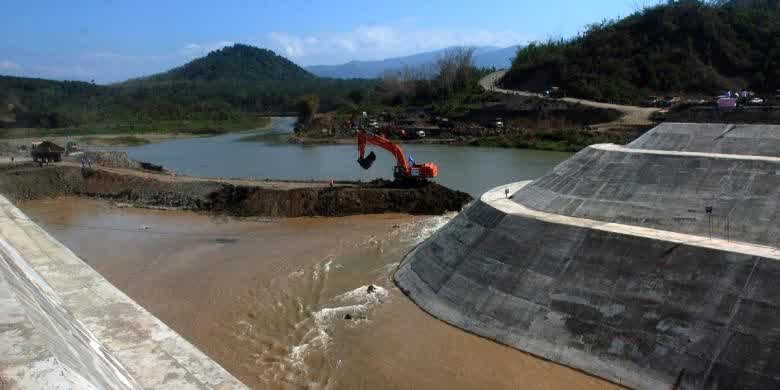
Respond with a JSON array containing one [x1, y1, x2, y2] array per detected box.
[[436, 47, 476, 95], [296, 95, 319, 125], [348, 89, 365, 104]]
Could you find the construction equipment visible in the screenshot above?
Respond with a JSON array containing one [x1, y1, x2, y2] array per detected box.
[[357, 129, 438, 180], [30, 141, 64, 163]]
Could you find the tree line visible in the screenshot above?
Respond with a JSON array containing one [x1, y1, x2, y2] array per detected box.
[[503, 0, 780, 104]]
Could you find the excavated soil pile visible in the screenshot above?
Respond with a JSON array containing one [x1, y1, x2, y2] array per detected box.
[[0, 164, 471, 217]]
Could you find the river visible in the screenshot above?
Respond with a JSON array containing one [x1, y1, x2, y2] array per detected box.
[[18, 119, 619, 389], [20, 199, 617, 390], [96, 117, 571, 198]]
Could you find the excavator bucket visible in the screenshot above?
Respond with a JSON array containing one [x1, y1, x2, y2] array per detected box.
[[357, 151, 377, 169]]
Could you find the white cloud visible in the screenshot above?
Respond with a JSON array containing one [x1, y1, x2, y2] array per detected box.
[[265, 22, 531, 65], [0, 60, 21, 70], [181, 41, 235, 56], [268, 32, 318, 57]]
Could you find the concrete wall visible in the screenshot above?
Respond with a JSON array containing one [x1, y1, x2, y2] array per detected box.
[[628, 123, 780, 156], [397, 123, 780, 389], [513, 145, 780, 247], [396, 197, 780, 389], [0, 195, 247, 389]]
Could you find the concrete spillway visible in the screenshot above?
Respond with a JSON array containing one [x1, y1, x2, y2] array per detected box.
[[514, 143, 780, 247], [628, 122, 780, 156], [0, 195, 247, 389], [396, 123, 780, 389]]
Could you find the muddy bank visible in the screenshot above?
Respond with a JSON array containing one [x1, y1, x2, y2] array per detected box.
[[0, 163, 472, 217]]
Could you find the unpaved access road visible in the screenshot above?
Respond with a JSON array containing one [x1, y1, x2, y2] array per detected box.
[[57, 161, 353, 190], [480, 70, 659, 127]]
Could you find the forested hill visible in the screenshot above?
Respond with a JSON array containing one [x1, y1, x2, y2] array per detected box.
[[133, 44, 314, 83], [501, 0, 780, 104], [726, 0, 780, 10], [0, 45, 374, 132]]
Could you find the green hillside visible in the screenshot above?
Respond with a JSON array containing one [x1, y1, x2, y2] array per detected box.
[[0, 45, 376, 136], [136, 44, 314, 83], [502, 0, 780, 104]]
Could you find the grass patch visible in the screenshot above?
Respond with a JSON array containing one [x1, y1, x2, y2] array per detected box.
[[0, 116, 272, 139], [467, 128, 635, 152]]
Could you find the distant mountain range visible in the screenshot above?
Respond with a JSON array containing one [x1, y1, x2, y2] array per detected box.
[[305, 45, 520, 79]]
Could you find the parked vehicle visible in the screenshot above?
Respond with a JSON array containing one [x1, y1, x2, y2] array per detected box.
[[544, 87, 566, 99], [486, 118, 504, 129], [438, 118, 454, 129], [30, 141, 64, 163], [717, 97, 738, 108], [643, 96, 662, 107], [749, 97, 765, 105], [686, 98, 708, 105]]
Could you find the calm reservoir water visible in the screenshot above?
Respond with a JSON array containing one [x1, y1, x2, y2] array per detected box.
[[100, 117, 571, 197]]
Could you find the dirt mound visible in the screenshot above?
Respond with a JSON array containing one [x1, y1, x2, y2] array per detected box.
[[74, 151, 142, 169], [0, 165, 472, 217]]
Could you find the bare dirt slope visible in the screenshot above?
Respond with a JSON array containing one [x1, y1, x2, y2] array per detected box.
[[480, 70, 659, 127]]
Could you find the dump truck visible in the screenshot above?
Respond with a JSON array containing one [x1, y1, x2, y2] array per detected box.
[[30, 141, 64, 163]]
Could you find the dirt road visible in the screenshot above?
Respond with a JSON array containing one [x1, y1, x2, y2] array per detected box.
[[480, 70, 659, 127], [58, 161, 351, 190]]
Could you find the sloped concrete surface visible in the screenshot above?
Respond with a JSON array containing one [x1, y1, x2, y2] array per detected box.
[[0, 195, 247, 389], [397, 123, 780, 389], [396, 184, 780, 389], [514, 143, 780, 247], [628, 123, 780, 156]]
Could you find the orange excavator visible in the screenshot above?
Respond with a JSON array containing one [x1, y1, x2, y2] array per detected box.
[[357, 129, 438, 180]]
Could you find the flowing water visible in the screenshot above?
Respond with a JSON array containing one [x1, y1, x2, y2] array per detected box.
[[20, 120, 619, 388], [19, 198, 619, 390], [95, 117, 571, 198]]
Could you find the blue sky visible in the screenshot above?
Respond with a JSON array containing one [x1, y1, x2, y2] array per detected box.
[[0, 0, 656, 83]]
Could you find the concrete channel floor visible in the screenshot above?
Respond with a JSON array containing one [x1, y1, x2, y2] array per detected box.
[[0, 195, 247, 389]]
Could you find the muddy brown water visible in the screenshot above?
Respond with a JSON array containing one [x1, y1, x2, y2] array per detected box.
[[19, 197, 619, 390]]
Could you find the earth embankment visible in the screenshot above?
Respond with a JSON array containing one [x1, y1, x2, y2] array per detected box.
[[0, 163, 471, 217]]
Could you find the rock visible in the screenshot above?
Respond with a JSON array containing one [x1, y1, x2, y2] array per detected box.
[[343, 314, 352, 320], [366, 285, 376, 294]]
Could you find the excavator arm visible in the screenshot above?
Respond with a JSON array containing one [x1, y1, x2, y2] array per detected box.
[[357, 130, 408, 171]]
